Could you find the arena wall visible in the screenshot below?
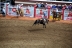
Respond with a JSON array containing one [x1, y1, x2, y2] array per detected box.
[[4, 3, 72, 20]]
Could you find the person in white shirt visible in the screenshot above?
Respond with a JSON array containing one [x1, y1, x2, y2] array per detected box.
[[1, 7, 5, 17], [3, 8, 5, 13]]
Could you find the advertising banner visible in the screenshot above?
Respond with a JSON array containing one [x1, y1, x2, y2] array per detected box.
[[64, 9, 72, 20], [8, 8, 17, 16], [7, 5, 17, 16], [35, 8, 48, 18], [7, 5, 34, 17], [23, 7, 34, 17]]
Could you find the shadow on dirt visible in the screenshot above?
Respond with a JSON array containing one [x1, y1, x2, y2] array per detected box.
[[28, 29, 44, 32]]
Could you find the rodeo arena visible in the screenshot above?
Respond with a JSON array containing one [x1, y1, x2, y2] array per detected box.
[[0, 0, 72, 48]]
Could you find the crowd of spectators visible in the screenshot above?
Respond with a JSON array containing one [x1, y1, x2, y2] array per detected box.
[[35, 2, 72, 11]]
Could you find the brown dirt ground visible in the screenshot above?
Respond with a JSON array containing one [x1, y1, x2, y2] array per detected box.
[[0, 15, 72, 48]]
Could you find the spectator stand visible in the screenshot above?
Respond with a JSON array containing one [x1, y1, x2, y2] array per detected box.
[[4, 2, 72, 20]]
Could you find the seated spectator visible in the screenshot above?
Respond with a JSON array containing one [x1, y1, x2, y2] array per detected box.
[[52, 4, 56, 10], [37, 3, 41, 8], [45, 3, 48, 8], [62, 5, 64, 9], [34, 4, 37, 8], [60, 5, 63, 9], [57, 4, 62, 11], [48, 5, 51, 9], [50, 3, 53, 8], [57, 5, 62, 9], [68, 4, 72, 11], [35, 2, 38, 8], [63, 4, 67, 9], [55, 4, 58, 8], [41, 3, 45, 7], [65, 4, 68, 9]]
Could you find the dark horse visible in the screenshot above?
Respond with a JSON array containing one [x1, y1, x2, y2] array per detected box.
[[32, 18, 49, 28], [52, 10, 62, 21], [52, 10, 57, 20]]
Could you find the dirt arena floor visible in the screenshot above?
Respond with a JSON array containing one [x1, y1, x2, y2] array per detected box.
[[0, 15, 72, 48]]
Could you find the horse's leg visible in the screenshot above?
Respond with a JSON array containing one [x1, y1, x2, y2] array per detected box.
[[22, 12, 23, 17], [43, 23, 46, 28], [21, 12, 23, 17], [46, 19, 48, 24], [43, 23, 44, 28], [45, 24, 46, 28], [16, 11, 19, 18], [53, 17, 54, 20], [19, 11, 21, 16], [20, 11, 23, 17], [22, 13, 23, 17], [58, 17, 60, 21], [38, 23, 39, 25], [17, 12, 19, 18], [20, 12, 21, 16], [55, 17, 56, 21], [43, 25, 46, 28], [59, 16, 61, 21]]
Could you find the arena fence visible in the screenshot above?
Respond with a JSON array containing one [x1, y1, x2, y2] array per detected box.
[[4, 3, 72, 20]]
